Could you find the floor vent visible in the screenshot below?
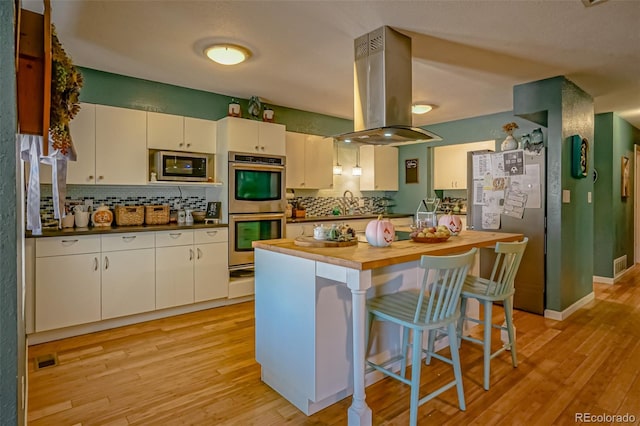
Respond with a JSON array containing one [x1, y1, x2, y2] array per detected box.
[[35, 353, 58, 370], [614, 255, 627, 278]]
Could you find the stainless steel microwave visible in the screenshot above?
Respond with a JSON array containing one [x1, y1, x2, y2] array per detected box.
[[150, 150, 213, 182]]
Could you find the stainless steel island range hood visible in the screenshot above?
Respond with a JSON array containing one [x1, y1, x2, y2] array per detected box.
[[335, 26, 441, 145]]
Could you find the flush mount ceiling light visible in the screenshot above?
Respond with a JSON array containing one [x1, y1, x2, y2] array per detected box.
[[411, 104, 433, 115], [204, 44, 251, 65]]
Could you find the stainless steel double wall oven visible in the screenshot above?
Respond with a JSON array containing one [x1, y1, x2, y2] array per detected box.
[[228, 152, 286, 269]]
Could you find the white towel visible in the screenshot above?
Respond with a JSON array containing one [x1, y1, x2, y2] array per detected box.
[[19, 133, 70, 235]]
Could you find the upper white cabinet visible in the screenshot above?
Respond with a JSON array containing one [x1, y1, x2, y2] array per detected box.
[[216, 116, 286, 156], [40, 103, 95, 185], [42, 104, 147, 185], [433, 140, 494, 190], [147, 112, 217, 154], [359, 145, 399, 191], [95, 105, 148, 185], [285, 131, 333, 189]]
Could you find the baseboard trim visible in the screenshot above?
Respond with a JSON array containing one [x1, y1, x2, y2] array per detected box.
[[594, 265, 633, 285], [544, 291, 595, 321], [27, 296, 254, 345]]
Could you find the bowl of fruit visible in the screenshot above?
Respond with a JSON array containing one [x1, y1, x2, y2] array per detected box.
[[410, 225, 451, 243]]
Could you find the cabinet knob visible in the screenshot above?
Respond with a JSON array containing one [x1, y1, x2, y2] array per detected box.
[[98, 176, 104, 180], [255, 146, 259, 151], [197, 248, 202, 259], [104, 256, 110, 270], [186, 143, 191, 148], [189, 248, 194, 261], [179, 142, 184, 147], [260, 146, 265, 151], [88, 175, 94, 180]]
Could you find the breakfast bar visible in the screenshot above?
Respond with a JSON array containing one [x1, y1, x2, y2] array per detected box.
[[253, 230, 523, 425]]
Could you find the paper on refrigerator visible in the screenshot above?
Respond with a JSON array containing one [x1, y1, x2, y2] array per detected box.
[[509, 163, 541, 208]]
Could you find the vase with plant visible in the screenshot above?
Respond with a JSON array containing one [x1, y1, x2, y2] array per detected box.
[[501, 121, 519, 151]]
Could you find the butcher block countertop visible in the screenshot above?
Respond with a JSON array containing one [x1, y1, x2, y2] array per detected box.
[[253, 229, 523, 271]]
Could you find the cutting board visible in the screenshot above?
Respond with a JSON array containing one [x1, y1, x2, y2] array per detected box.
[[294, 236, 358, 247]]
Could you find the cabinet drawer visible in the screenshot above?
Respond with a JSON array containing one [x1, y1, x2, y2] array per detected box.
[[35, 235, 101, 258], [155, 230, 194, 247], [101, 232, 155, 252], [194, 228, 228, 244]]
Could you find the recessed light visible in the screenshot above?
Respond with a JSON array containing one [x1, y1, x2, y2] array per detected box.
[[412, 104, 433, 115], [204, 44, 251, 65]]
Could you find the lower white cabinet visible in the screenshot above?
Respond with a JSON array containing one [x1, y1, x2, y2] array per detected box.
[[101, 233, 156, 319], [31, 227, 229, 333], [35, 236, 102, 332], [155, 228, 229, 309], [194, 228, 229, 302], [35, 251, 101, 332], [155, 230, 196, 309]]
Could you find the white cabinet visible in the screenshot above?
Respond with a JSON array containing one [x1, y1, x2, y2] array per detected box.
[[40, 103, 96, 185], [194, 228, 229, 302], [216, 116, 285, 155], [147, 112, 217, 154], [100, 233, 156, 320], [42, 104, 147, 185], [285, 132, 333, 189], [359, 145, 399, 191], [95, 105, 148, 185], [155, 230, 195, 309], [434, 140, 495, 190], [34, 236, 101, 332]]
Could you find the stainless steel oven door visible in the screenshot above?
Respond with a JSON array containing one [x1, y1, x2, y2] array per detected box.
[[228, 213, 286, 268], [228, 162, 286, 213]]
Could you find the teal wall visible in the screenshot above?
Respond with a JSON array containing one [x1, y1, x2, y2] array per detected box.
[[1, 0, 19, 423], [594, 113, 638, 277], [78, 67, 352, 136], [514, 76, 594, 312], [396, 111, 542, 213]]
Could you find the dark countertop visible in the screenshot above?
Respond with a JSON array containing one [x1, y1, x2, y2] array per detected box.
[[286, 213, 413, 224], [27, 222, 228, 238]]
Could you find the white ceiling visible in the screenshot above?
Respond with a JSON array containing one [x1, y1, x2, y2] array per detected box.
[[24, 0, 640, 129]]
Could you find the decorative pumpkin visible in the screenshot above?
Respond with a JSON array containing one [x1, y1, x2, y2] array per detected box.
[[365, 215, 395, 247], [438, 214, 462, 235]]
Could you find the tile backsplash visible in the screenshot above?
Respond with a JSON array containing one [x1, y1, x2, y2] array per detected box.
[[39, 184, 222, 223]]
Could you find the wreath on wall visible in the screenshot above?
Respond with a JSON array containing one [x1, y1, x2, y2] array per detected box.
[[49, 24, 83, 155]]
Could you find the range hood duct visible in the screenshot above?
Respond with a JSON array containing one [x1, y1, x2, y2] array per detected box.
[[335, 26, 441, 145]]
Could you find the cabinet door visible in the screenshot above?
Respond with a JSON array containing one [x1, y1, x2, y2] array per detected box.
[[224, 117, 260, 153], [184, 117, 217, 154], [304, 136, 333, 189], [285, 132, 306, 188], [194, 242, 228, 302], [155, 245, 194, 309], [147, 111, 184, 151], [433, 144, 461, 190], [360, 145, 398, 191], [375, 146, 398, 190], [101, 248, 156, 319], [35, 253, 101, 331], [95, 105, 147, 185], [258, 122, 286, 155], [41, 103, 96, 185]]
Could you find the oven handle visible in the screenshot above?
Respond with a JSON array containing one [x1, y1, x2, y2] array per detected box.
[[229, 162, 285, 172], [229, 213, 286, 222]]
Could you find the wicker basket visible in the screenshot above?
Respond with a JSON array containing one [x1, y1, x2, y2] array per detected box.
[[145, 205, 170, 225], [114, 205, 144, 226]]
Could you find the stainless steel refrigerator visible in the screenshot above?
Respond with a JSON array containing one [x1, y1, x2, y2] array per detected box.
[[466, 148, 546, 314]]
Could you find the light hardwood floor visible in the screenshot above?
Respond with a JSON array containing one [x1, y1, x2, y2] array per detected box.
[[28, 267, 640, 425]]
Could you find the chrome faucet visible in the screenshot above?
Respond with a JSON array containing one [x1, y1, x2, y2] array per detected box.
[[342, 190, 359, 215]]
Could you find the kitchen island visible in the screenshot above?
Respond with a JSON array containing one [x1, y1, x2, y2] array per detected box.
[[253, 230, 523, 425]]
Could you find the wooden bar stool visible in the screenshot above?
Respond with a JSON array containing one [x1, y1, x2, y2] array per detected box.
[[456, 237, 528, 390], [365, 248, 477, 426]]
